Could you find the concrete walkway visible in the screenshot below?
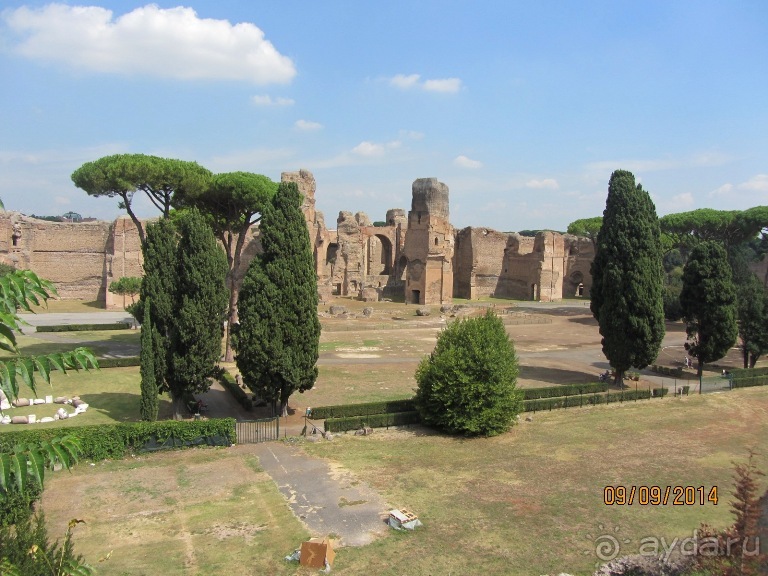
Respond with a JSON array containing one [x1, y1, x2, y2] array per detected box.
[[252, 441, 390, 547]]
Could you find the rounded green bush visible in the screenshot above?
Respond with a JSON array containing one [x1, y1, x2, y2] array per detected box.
[[415, 310, 522, 436]]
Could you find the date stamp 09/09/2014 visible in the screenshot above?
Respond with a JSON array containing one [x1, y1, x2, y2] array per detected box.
[[604, 485, 718, 506]]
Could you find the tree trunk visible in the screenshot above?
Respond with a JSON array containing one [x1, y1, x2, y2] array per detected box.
[[123, 201, 146, 245], [742, 346, 750, 369], [224, 229, 248, 362], [224, 280, 237, 362], [749, 354, 759, 369], [280, 399, 289, 417], [613, 371, 623, 387], [172, 395, 186, 421], [697, 362, 703, 378]]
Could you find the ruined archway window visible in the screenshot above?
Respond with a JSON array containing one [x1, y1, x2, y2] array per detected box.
[[326, 243, 338, 266]]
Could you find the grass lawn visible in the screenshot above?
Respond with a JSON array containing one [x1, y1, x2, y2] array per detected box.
[[42, 447, 309, 576], [302, 387, 768, 576], [39, 387, 768, 576], [4, 330, 140, 358], [0, 367, 173, 429]]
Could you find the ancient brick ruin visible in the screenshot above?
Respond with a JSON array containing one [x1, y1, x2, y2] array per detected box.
[[0, 169, 594, 308]]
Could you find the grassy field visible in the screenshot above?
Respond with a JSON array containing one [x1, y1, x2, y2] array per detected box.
[[40, 387, 768, 575], [0, 367, 173, 429], [42, 447, 309, 576], [2, 330, 140, 358]]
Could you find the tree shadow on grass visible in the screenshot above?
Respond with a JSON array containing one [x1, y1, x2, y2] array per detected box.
[[519, 365, 599, 385], [78, 392, 170, 422]]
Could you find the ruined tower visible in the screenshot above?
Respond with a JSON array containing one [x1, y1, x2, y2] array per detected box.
[[402, 178, 453, 305]]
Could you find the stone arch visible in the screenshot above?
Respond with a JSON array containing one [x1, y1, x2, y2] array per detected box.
[[566, 270, 585, 298], [366, 234, 393, 275]]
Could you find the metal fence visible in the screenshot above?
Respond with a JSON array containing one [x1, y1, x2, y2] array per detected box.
[[236, 417, 279, 444]]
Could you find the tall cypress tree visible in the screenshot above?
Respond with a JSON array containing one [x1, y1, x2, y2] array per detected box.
[[235, 181, 320, 416], [167, 209, 229, 419], [139, 297, 158, 421], [680, 241, 738, 376], [134, 218, 178, 393], [590, 170, 665, 382]]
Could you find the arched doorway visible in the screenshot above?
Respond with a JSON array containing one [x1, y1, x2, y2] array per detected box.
[[566, 271, 585, 298], [366, 235, 393, 275]]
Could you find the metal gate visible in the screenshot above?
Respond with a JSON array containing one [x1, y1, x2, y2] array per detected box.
[[236, 417, 279, 444]]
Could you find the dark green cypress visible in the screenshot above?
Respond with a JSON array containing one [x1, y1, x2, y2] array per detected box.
[[590, 170, 665, 382], [167, 209, 229, 419], [680, 241, 738, 375], [235, 182, 320, 416], [139, 297, 158, 421], [135, 218, 178, 394]]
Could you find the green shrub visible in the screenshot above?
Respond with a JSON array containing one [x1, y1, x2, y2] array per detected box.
[[324, 411, 421, 433], [310, 398, 416, 420], [0, 481, 42, 528], [219, 371, 252, 411], [522, 382, 609, 400], [0, 419, 236, 461], [731, 375, 768, 388], [415, 310, 522, 436], [96, 356, 141, 368], [730, 366, 768, 379], [36, 323, 132, 332], [652, 387, 669, 397], [523, 389, 653, 412], [650, 364, 683, 378]]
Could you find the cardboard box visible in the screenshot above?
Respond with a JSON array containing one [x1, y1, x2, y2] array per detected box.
[[299, 538, 335, 569]]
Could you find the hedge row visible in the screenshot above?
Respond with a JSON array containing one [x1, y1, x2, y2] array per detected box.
[[310, 384, 613, 418], [730, 366, 768, 379], [219, 371, 252, 410], [650, 365, 684, 378], [96, 356, 141, 368], [310, 398, 416, 420], [36, 322, 132, 333], [0, 418, 236, 461], [522, 382, 609, 400], [523, 388, 658, 412], [324, 411, 421, 433], [731, 375, 768, 389]]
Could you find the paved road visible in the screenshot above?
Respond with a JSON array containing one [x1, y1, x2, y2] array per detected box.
[[18, 311, 136, 331], [253, 441, 390, 547]]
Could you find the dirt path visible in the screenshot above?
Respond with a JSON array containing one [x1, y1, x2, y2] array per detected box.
[[252, 441, 390, 547]]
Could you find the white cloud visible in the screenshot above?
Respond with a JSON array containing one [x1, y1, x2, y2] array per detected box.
[[352, 140, 401, 157], [670, 192, 695, 208], [453, 155, 483, 169], [739, 174, 768, 192], [388, 73, 462, 93], [251, 95, 294, 106], [708, 175, 768, 198], [390, 73, 421, 89], [422, 78, 462, 93], [525, 178, 559, 190], [54, 195, 71, 205], [295, 119, 323, 131], [709, 183, 734, 197], [3, 4, 296, 83]]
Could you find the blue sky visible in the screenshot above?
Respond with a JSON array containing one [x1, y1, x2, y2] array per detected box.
[[1, 1, 766, 232]]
